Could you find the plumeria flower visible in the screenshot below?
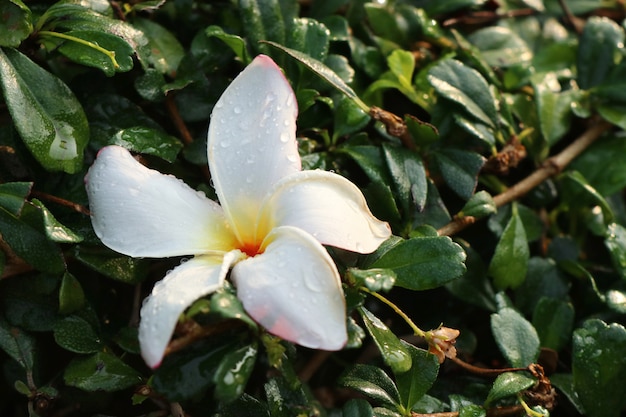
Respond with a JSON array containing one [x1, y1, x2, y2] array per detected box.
[[85, 55, 391, 368]]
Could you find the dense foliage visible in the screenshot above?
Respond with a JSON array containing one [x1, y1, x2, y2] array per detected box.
[[1, 0, 626, 416]]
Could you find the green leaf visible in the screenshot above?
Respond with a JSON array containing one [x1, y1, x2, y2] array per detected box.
[[428, 59, 498, 128], [238, 0, 287, 53], [205, 25, 251, 64], [210, 286, 258, 330], [387, 49, 415, 91], [359, 307, 412, 374], [382, 143, 427, 213], [577, 17, 624, 90], [371, 236, 466, 290], [58, 272, 86, 315], [263, 40, 369, 111], [572, 319, 626, 417], [405, 115, 439, 147], [0, 316, 35, 370], [339, 364, 402, 408], [534, 78, 576, 146], [0, 206, 65, 274], [26, 199, 83, 243], [0, 181, 32, 215], [430, 149, 485, 200], [570, 134, 626, 196], [333, 95, 370, 140], [64, 351, 142, 392], [1, 274, 60, 331], [53, 315, 102, 354], [485, 372, 535, 406], [488, 207, 529, 290], [348, 268, 396, 292], [604, 223, 626, 281], [0, 0, 32, 47], [459, 191, 496, 219], [559, 170, 613, 224], [74, 246, 149, 284], [342, 398, 374, 417], [43, 30, 134, 76], [468, 26, 532, 67], [133, 18, 184, 76], [214, 343, 258, 403], [532, 297, 574, 352], [0, 48, 89, 173], [550, 373, 585, 414], [288, 18, 330, 61], [394, 342, 439, 412], [491, 307, 540, 367], [151, 338, 237, 401]]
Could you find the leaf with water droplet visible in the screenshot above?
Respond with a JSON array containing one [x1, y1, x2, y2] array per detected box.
[[64, 351, 141, 392], [485, 372, 536, 406], [348, 268, 396, 292], [339, 364, 402, 409], [394, 342, 440, 411], [359, 307, 412, 374], [214, 343, 258, 403]]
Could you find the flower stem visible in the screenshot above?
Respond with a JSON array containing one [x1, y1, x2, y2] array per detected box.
[[39, 31, 120, 69], [360, 286, 425, 337]]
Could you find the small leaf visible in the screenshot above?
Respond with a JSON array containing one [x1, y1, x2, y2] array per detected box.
[[570, 134, 626, 196], [342, 398, 374, 417], [371, 236, 466, 290], [577, 17, 624, 89], [485, 372, 535, 406], [288, 17, 330, 61], [0, 0, 32, 47], [339, 364, 402, 408], [210, 286, 258, 329], [468, 26, 532, 67], [214, 343, 258, 403], [58, 272, 86, 315], [0, 316, 35, 370], [491, 307, 540, 367], [394, 342, 439, 411], [488, 207, 529, 290], [206, 25, 250, 64], [359, 308, 412, 374], [0, 48, 89, 173], [459, 191, 496, 219], [382, 143, 428, 213], [133, 18, 184, 76], [0, 181, 32, 215], [74, 246, 149, 284], [53, 315, 102, 354], [64, 351, 142, 392], [532, 297, 574, 352], [348, 268, 396, 292], [572, 319, 626, 417], [430, 149, 485, 200], [604, 223, 626, 281], [27, 199, 83, 243]]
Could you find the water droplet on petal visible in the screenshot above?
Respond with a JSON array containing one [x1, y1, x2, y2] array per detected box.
[[280, 132, 290, 143], [220, 140, 231, 148], [233, 106, 242, 114]]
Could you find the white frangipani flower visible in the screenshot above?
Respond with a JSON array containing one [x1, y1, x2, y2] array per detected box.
[[85, 55, 391, 368]]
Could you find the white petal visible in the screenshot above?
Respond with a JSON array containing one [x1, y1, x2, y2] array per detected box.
[[85, 146, 237, 258], [261, 170, 391, 253], [232, 226, 347, 350], [207, 55, 300, 243], [139, 251, 244, 368]]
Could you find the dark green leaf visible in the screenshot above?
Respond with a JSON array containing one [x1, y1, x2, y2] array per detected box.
[[459, 405, 487, 417], [133, 18, 184, 76], [26, 199, 83, 243], [428, 59, 498, 128], [238, 0, 287, 53], [0, 0, 32, 47], [559, 170, 613, 224], [1, 274, 59, 331], [348, 268, 396, 292], [491, 307, 540, 367], [468, 26, 532, 67], [394, 342, 439, 411], [371, 236, 466, 290], [214, 343, 258, 403], [0, 316, 35, 370], [0, 181, 32, 215], [134, 67, 166, 101], [572, 319, 626, 417], [532, 297, 574, 351], [577, 17, 624, 89], [0, 48, 89, 173], [446, 242, 497, 312], [339, 364, 401, 408], [534, 80, 576, 146], [485, 372, 535, 406], [206, 25, 250, 64], [288, 18, 330, 61], [58, 272, 86, 315], [550, 373, 585, 414], [342, 398, 374, 417], [333, 95, 370, 140], [604, 223, 626, 281], [64, 351, 142, 392], [382, 143, 427, 213], [359, 307, 412, 374], [515, 257, 570, 315], [570, 134, 626, 196], [459, 191, 496, 219], [488, 207, 529, 290], [53, 315, 102, 354], [74, 246, 149, 284], [210, 287, 258, 329], [405, 115, 439, 147], [430, 149, 485, 200]]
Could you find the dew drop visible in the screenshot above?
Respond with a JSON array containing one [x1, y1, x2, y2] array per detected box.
[[279, 132, 290, 143], [220, 140, 231, 148], [233, 106, 242, 114], [304, 270, 324, 292]]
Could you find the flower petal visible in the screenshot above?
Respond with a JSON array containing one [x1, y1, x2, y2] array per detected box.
[[232, 226, 347, 350], [86, 146, 237, 258], [139, 251, 244, 368], [261, 170, 391, 253], [207, 55, 300, 243]]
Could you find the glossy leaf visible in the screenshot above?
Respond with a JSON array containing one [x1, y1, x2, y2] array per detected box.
[[532, 297, 574, 352], [0, 48, 89, 173], [0, 316, 35, 370], [348, 268, 396, 292], [289, 17, 330, 61], [491, 307, 540, 367], [577, 17, 624, 90], [214, 343, 258, 403], [459, 190, 496, 219], [53, 315, 102, 353], [359, 307, 412, 374], [210, 287, 258, 329], [371, 236, 466, 290], [58, 272, 86, 315], [206, 25, 251, 64], [570, 134, 626, 196], [342, 398, 374, 417], [0, 0, 32, 47], [604, 223, 626, 281], [468, 26, 532, 67], [74, 246, 149, 284], [133, 18, 184, 76], [394, 342, 439, 411], [382, 143, 427, 213], [0, 181, 32, 215], [430, 149, 485, 200], [64, 351, 142, 392], [339, 364, 401, 408], [485, 372, 535, 406], [488, 207, 529, 290], [25, 199, 83, 243], [572, 319, 626, 417]]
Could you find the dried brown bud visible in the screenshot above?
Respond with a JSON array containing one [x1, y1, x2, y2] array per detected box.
[[427, 326, 460, 363]]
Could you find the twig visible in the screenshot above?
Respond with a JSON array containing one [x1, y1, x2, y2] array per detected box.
[[449, 356, 526, 378], [437, 119, 612, 237], [558, 0, 585, 34], [442, 8, 537, 27], [298, 350, 333, 382], [370, 106, 416, 151], [30, 190, 90, 216], [165, 93, 194, 146], [165, 319, 244, 357]]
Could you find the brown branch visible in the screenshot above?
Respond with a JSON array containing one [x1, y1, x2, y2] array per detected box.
[[558, 0, 585, 34], [165, 319, 245, 357], [166, 93, 193, 146], [442, 9, 537, 27], [438, 119, 612, 237], [370, 106, 416, 151], [30, 190, 90, 216], [298, 350, 333, 382], [449, 356, 526, 378]]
